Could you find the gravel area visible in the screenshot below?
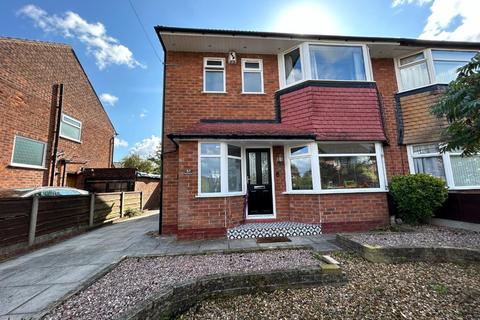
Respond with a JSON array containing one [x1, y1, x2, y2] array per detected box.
[[349, 225, 480, 249], [182, 251, 480, 320], [44, 249, 318, 320]]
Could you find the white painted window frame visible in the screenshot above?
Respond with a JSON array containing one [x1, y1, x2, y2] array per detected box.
[[284, 142, 386, 194], [203, 57, 226, 93], [197, 142, 245, 197], [241, 58, 264, 94], [60, 113, 82, 143], [278, 42, 374, 89], [407, 143, 480, 190], [10, 135, 47, 170], [394, 48, 479, 92]]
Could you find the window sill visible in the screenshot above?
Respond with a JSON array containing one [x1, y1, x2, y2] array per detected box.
[[9, 163, 48, 170], [202, 91, 227, 94], [241, 92, 265, 95], [278, 79, 376, 91], [60, 135, 82, 144], [196, 192, 245, 198], [283, 189, 387, 195], [397, 82, 448, 94], [449, 186, 480, 191]]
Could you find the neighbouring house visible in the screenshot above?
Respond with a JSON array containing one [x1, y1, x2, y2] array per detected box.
[[155, 26, 480, 239], [76, 167, 161, 209], [0, 37, 116, 189]]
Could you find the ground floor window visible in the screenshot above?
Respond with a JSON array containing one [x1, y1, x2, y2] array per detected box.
[[199, 142, 244, 195], [11, 135, 47, 169], [408, 143, 480, 189], [285, 142, 386, 193]]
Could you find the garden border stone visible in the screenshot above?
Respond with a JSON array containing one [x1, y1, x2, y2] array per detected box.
[[336, 233, 480, 264]]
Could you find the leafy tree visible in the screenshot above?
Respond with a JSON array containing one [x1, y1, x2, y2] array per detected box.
[[431, 53, 480, 156], [121, 153, 156, 173], [147, 143, 162, 174]]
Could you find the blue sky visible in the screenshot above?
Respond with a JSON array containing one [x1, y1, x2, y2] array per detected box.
[[1, 0, 478, 161]]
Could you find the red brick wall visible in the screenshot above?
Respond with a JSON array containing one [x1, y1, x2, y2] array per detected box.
[[0, 39, 115, 189], [135, 177, 161, 210]]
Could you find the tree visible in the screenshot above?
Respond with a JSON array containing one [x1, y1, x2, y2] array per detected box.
[[147, 143, 162, 174], [121, 153, 156, 173], [431, 53, 480, 156]]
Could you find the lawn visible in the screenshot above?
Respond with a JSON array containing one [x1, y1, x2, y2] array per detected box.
[[181, 251, 480, 320]]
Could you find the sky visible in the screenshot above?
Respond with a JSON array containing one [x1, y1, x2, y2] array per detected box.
[[1, 0, 479, 161]]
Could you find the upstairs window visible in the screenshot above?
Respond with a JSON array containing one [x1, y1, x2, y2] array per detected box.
[[309, 45, 366, 81], [398, 52, 430, 91], [242, 59, 264, 93], [284, 48, 303, 85], [432, 50, 477, 83], [60, 114, 82, 142], [11, 136, 46, 169], [203, 58, 225, 93]]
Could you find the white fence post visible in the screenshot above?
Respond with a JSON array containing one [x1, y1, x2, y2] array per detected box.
[[28, 197, 39, 246], [120, 192, 125, 218], [89, 193, 95, 227]]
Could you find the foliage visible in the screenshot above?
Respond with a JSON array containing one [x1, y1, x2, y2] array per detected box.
[[124, 207, 142, 218], [147, 144, 162, 174], [431, 53, 480, 156], [389, 174, 448, 225], [121, 153, 156, 173]]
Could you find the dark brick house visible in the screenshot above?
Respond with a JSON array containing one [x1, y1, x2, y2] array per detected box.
[[155, 26, 480, 239], [0, 37, 116, 189]]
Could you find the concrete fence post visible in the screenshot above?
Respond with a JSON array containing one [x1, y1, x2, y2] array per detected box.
[[120, 192, 125, 218], [28, 197, 39, 246], [140, 191, 143, 211], [89, 193, 95, 227]]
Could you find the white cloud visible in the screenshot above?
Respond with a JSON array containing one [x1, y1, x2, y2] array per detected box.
[[18, 4, 145, 70], [392, 0, 432, 7], [139, 108, 148, 118], [99, 93, 118, 106], [129, 135, 161, 158], [114, 137, 128, 148], [394, 0, 480, 42]]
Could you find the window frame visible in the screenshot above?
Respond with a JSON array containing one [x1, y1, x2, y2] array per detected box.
[[284, 142, 386, 194], [394, 48, 479, 92], [10, 135, 47, 170], [60, 113, 82, 143], [203, 57, 226, 93], [197, 142, 246, 197], [278, 42, 374, 89], [407, 143, 480, 190], [241, 58, 264, 94]]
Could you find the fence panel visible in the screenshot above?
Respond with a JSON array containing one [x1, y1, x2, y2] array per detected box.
[[94, 192, 122, 223], [0, 198, 31, 247], [36, 195, 90, 237]]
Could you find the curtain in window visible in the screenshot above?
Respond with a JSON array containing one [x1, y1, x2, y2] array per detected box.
[[413, 156, 445, 179], [450, 155, 480, 186], [400, 62, 430, 90]]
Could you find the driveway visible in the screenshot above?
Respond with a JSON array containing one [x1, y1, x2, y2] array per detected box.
[[0, 212, 340, 319]]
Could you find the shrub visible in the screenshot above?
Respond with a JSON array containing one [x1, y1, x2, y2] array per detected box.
[[389, 173, 448, 225], [124, 207, 142, 218]]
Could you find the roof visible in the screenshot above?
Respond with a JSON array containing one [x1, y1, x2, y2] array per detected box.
[[155, 26, 480, 53], [168, 122, 316, 140]]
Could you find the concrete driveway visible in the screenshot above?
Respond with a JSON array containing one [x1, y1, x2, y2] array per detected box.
[[0, 212, 340, 319]]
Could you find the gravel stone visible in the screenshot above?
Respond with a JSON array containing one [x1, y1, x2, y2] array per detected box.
[[44, 250, 318, 320], [182, 251, 480, 320], [350, 225, 480, 249]]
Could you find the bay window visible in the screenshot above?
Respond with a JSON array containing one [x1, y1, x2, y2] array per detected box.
[[309, 45, 366, 81], [199, 142, 244, 196], [396, 49, 478, 91], [284, 48, 303, 85], [285, 142, 385, 193], [408, 143, 480, 189]]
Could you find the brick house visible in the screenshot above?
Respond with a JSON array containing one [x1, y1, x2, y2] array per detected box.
[[0, 38, 116, 189], [155, 26, 480, 239]]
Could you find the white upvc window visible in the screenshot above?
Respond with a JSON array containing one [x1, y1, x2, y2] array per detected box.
[[60, 114, 82, 142], [203, 58, 226, 93], [11, 135, 47, 169], [278, 42, 373, 88], [407, 143, 480, 189], [285, 142, 386, 194], [395, 49, 478, 92], [198, 142, 245, 196], [241, 59, 264, 93]]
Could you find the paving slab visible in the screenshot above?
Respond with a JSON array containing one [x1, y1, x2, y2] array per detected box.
[[0, 284, 50, 315]]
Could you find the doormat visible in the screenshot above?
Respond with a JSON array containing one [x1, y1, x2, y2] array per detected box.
[[256, 236, 291, 243]]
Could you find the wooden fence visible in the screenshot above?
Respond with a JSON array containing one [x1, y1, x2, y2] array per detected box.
[[0, 191, 142, 253]]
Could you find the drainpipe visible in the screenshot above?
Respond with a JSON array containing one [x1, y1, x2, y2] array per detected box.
[[49, 84, 64, 186]]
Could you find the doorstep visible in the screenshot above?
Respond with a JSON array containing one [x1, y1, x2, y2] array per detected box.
[[227, 222, 322, 239]]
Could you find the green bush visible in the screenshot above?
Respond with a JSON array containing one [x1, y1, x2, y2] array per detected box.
[[124, 207, 142, 218], [389, 173, 448, 225]]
